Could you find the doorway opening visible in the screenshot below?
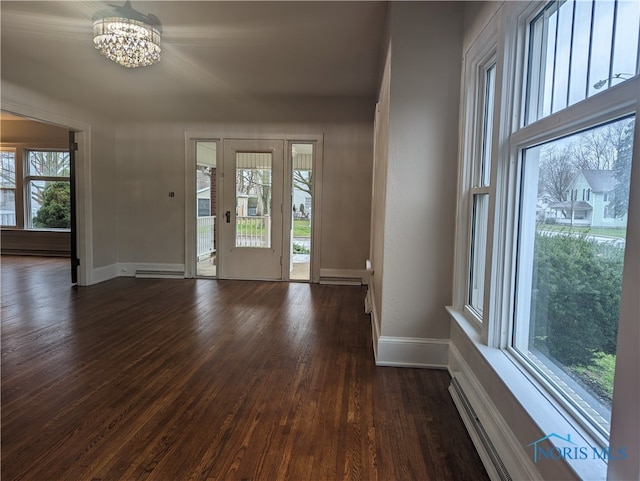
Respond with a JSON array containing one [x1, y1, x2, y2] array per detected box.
[[290, 143, 313, 281], [195, 141, 217, 277]]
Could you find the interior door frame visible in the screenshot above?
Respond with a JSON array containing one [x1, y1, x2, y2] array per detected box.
[[1, 102, 93, 286], [185, 131, 323, 282]]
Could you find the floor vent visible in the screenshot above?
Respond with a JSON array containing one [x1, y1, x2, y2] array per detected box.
[[449, 376, 512, 481], [134, 269, 184, 279]]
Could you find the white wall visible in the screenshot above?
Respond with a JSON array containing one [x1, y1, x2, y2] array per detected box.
[[370, 2, 463, 366]]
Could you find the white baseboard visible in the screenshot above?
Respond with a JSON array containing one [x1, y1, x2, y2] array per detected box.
[[319, 268, 367, 285], [376, 336, 449, 368], [92, 263, 118, 284], [448, 343, 542, 481], [366, 286, 381, 362], [118, 263, 185, 279]]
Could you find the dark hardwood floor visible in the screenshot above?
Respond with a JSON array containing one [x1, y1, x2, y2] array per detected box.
[[1, 256, 488, 481]]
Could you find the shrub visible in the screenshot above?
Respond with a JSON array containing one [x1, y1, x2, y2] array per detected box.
[[32, 181, 71, 228], [533, 232, 623, 366]]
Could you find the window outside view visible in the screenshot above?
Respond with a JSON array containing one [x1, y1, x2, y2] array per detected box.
[[291, 143, 313, 281], [27, 151, 71, 229], [515, 116, 634, 435], [1, 150, 17, 227], [512, 0, 639, 438], [235, 152, 273, 249]]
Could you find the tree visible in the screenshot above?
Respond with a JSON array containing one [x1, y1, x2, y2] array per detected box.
[[32, 181, 71, 228], [28, 151, 70, 206], [539, 145, 576, 202], [236, 168, 271, 216], [571, 121, 629, 170], [609, 119, 635, 218], [293, 170, 312, 198]]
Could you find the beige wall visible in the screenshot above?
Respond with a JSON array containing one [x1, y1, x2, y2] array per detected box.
[[115, 114, 373, 272], [372, 2, 463, 342], [0, 117, 68, 144]]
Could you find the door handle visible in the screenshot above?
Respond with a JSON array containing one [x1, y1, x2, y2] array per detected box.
[[225, 211, 231, 223]]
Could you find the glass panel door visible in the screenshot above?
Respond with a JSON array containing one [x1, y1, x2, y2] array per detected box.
[[290, 143, 313, 281], [220, 139, 284, 280], [196, 141, 217, 277]]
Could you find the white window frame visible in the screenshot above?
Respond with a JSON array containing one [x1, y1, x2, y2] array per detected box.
[[499, 1, 639, 445], [24, 148, 71, 230], [1, 147, 18, 227], [452, 1, 640, 478], [453, 13, 500, 341]]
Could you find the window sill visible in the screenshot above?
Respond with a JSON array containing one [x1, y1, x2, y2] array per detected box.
[[447, 307, 611, 481], [1, 228, 71, 233]]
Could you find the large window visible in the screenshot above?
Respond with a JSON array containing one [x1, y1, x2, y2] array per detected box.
[[514, 116, 634, 437], [468, 62, 496, 319], [26, 150, 71, 229], [510, 1, 638, 440], [457, 19, 499, 329], [0, 147, 71, 230], [455, 0, 639, 452]]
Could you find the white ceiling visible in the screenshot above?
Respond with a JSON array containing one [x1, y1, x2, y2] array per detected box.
[[1, 1, 388, 121]]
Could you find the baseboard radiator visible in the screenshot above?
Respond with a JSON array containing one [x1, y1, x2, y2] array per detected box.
[[134, 269, 184, 279], [449, 376, 512, 481]]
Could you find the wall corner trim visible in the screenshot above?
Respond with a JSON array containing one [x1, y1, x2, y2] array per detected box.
[[92, 263, 119, 285], [375, 336, 449, 368]]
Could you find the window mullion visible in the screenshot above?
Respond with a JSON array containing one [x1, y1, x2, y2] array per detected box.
[[606, 0, 619, 90]]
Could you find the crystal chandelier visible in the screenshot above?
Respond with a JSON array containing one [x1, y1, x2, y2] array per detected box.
[[93, 1, 162, 68]]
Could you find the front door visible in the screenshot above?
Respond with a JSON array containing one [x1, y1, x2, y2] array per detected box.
[[219, 139, 284, 280]]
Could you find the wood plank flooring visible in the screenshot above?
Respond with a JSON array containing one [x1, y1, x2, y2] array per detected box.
[[1, 256, 489, 481]]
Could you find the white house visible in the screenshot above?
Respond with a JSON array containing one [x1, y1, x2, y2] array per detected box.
[[548, 170, 628, 228]]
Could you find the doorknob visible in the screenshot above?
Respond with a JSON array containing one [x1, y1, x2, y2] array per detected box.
[[225, 211, 231, 223]]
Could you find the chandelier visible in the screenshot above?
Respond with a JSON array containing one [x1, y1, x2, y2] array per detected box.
[[93, 1, 162, 68]]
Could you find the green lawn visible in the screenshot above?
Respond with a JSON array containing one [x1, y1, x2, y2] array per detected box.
[[537, 224, 627, 239], [293, 219, 311, 237], [570, 352, 616, 402]]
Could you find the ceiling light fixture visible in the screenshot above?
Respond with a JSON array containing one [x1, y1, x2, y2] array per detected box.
[[93, 1, 162, 68]]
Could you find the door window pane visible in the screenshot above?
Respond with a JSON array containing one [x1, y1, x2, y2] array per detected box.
[[235, 152, 272, 248]]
